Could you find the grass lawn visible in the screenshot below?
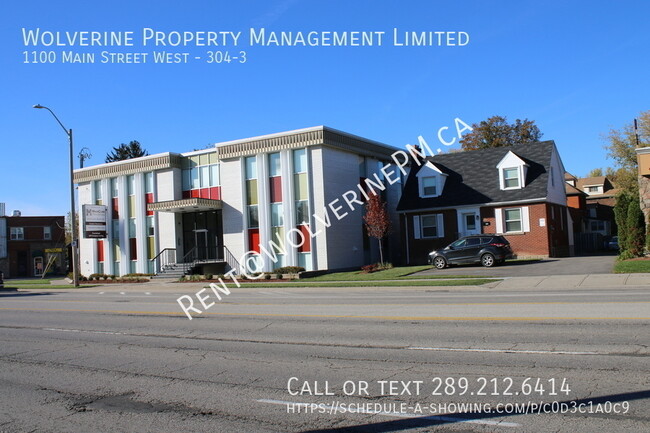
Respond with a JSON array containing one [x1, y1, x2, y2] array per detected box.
[[301, 265, 475, 281], [4, 279, 53, 284], [613, 259, 650, 273], [216, 278, 499, 289]]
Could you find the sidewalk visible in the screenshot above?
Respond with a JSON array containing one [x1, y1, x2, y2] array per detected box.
[[487, 273, 650, 289]]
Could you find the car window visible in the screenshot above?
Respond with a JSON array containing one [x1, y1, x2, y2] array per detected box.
[[466, 238, 480, 246], [451, 239, 466, 248], [479, 237, 491, 245]]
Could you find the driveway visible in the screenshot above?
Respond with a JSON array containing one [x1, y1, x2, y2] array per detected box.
[[416, 254, 618, 277]]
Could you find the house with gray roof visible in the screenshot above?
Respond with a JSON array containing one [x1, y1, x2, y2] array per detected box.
[[396, 140, 572, 264]]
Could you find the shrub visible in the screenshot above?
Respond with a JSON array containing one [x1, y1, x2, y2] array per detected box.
[[205, 274, 213, 280], [275, 273, 283, 280], [273, 266, 305, 274], [264, 273, 271, 280], [361, 264, 378, 273]]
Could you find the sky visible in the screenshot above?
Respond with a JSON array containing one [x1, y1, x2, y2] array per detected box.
[[2, 0, 649, 216]]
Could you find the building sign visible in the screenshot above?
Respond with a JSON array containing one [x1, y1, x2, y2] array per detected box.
[[82, 204, 108, 238]]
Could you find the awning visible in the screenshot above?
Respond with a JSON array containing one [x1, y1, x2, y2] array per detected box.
[[147, 198, 223, 213]]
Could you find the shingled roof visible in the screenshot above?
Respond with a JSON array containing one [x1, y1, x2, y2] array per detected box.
[[397, 140, 558, 212]]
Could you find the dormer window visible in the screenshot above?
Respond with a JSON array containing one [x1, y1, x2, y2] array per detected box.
[[421, 176, 437, 197], [503, 167, 520, 189], [416, 161, 447, 198], [496, 151, 528, 191]]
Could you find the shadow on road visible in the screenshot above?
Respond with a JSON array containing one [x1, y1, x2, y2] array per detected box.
[[0, 291, 55, 298], [301, 389, 649, 433]]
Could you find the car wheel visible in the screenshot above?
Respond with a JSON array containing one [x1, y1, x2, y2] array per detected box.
[[481, 253, 495, 267], [433, 256, 447, 269]]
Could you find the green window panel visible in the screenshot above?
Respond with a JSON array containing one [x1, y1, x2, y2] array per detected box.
[[294, 173, 308, 200], [246, 179, 258, 205]]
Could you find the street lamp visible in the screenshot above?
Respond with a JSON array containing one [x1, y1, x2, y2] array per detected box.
[[33, 104, 79, 287]]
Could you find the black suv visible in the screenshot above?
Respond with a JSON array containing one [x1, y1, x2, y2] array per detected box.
[[428, 235, 512, 269]]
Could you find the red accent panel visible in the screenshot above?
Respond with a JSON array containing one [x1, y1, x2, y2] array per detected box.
[[145, 193, 154, 216], [97, 240, 104, 262], [297, 225, 311, 252], [129, 238, 137, 260], [210, 187, 221, 200], [248, 229, 260, 253], [190, 189, 200, 198], [182, 190, 191, 199], [112, 198, 119, 219], [269, 176, 282, 202]]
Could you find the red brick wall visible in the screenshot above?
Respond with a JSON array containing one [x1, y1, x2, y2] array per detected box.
[[402, 203, 572, 264]]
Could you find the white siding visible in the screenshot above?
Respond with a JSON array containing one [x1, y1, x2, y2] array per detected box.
[[77, 182, 95, 277], [319, 146, 365, 270], [546, 146, 568, 205], [221, 157, 246, 267]]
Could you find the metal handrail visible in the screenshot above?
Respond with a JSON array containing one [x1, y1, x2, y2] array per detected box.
[[223, 246, 241, 275], [151, 248, 176, 274], [181, 247, 197, 275]]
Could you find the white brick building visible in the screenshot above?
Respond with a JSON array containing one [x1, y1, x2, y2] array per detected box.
[[74, 127, 402, 276]]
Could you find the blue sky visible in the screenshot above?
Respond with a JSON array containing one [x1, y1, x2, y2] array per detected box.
[[2, 0, 649, 216]]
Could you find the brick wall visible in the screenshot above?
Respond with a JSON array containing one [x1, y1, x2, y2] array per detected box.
[[481, 204, 552, 258]]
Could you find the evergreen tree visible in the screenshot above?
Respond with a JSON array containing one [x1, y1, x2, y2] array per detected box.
[[626, 194, 645, 257], [614, 192, 631, 255], [105, 140, 149, 162]]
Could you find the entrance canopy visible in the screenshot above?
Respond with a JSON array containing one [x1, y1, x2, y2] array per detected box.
[[147, 198, 222, 213]]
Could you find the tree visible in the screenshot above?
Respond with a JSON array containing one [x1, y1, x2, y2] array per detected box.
[[626, 192, 646, 257], [363, 193, 391, 266], [614, 192, 631, 255], [460, 115, 543, 151], [105, 140, 149, 163], [586, 168, 603, 177], [604, 110, 650, 172]]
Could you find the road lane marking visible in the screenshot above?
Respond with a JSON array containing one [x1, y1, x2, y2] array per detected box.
[[43, 327, 126, 335], [0, 307, 648, 321], [408, 347, 599, 355], [256, 399, 520, 428]]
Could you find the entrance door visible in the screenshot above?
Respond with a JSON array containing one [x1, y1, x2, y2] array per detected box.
[[194, 229, 208, 260], [461, 211, 480, 236], [34, 257, 44, 277]]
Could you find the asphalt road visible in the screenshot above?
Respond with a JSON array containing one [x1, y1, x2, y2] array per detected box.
[[0, 283, 648, 432], [417, 255, 618, 277]]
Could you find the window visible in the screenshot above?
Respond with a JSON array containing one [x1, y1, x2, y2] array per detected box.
[[295, 200, 309, 225], [145, 172, 154, 193], [94, 180, 103, 203], [127, 175, 135, 195], [421, 176, 437, 196], [503, 168, 520, 189], [269, 153, 281, 177], [590, 220, 605, 231], [587, 186, 599, 193], [504, 208, 522, 232], [43, 226, 51, 240], [245, 156, 257, 179], [271, 203, 283, 227], [111, 178, 118, 197], [10, 227, 24, 240], [421, 215, 438, 238], [450, 238, 466, 248], [248, 205, 259, 229], [293, 149, 307, 173]]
